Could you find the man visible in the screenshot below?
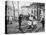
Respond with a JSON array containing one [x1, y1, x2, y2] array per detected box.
[[9, 16, 12, 24], [41, 18, 44, 28], [40, 15, 45, 28], [19, 14, 22, 30]]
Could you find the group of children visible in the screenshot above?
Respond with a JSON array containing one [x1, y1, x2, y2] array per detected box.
[[18, 14, 37, 30]]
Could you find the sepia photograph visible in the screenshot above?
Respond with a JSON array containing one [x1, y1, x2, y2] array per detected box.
[[5, 1, 45, 34]]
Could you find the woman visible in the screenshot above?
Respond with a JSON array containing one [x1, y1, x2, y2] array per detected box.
[[27, 15, 33, 29]]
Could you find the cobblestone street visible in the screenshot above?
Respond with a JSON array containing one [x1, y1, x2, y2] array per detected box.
[[7, 20, 44, 34]]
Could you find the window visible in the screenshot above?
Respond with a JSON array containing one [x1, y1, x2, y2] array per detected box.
[[34, 10, 36, 13], [34, 10, 37, 16], [31, 10, 33, 13]]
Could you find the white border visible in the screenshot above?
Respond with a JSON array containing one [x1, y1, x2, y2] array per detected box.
[[0, 0, 46, 35]]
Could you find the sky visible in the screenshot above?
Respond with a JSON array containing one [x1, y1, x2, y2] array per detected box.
[[19, 1, 32, 10], [13, 1, 33, 10], [7, 1, 33, 10]]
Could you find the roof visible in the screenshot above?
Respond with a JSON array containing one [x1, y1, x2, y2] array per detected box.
[[21, 3, 45, 9], [21, 6, 30, 8], [30, 3, 45, 8]]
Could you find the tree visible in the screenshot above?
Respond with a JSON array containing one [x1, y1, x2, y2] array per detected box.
[[12, 1, 15, 20]]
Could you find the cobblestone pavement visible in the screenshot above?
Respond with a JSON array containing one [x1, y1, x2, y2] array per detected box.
[[7, 20, 44, 34]]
